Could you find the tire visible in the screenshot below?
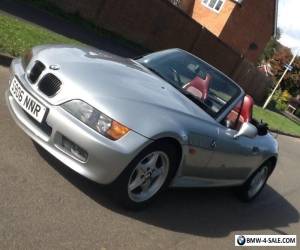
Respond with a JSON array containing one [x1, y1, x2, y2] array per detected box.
[[111, 141, 180, 210], [236, 161, 273, 202]]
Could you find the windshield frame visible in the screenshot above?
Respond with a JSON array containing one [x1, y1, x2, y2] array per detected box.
[[136, 49, 244, 121], [143, 65, 216, 117]]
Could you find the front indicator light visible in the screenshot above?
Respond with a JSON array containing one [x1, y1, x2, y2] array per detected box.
[[107, 121, 130, 140]]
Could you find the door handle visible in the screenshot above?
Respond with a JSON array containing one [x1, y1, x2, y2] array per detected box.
[[210, 140, 217, 149]]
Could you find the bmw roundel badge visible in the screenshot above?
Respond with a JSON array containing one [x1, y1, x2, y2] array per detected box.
[[49, 64, 60, 70]]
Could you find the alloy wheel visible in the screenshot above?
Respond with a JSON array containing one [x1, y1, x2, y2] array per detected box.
[[127, 151, 169, 202], [248, 165, 269, 198]]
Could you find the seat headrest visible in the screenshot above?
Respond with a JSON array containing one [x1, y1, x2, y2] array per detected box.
[[241, 95, 254, 123], [184, 74, 211, 101]]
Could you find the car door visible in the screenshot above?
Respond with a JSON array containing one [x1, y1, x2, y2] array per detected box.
[[207, 125, 263, 181], [204, 97, 263, 181]]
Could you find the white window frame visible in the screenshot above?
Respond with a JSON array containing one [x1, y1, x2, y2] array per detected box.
[[201, 0, 226, 13]]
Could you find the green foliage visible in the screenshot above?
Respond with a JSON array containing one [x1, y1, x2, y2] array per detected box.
[[275, 101, 288, 112], [259, 38, 279, 62], [259, 28, 281, 63], [269, 89, 291, 112], [281, 90, 292, 102]]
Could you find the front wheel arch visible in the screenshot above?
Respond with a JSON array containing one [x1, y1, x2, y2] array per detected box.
[[244, 156, 277, 184], [153, 137, 183, 163], [237, 158, 276, 202], [143, 137, 183, 182], [266, 156, 277, 176]]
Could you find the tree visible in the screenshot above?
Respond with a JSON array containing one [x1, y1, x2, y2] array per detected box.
[[270, 46, 300, 96], [259, 28, 281, 62]]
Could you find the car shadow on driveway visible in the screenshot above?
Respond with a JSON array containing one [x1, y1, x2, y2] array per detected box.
[[34, 142, 299, 237]]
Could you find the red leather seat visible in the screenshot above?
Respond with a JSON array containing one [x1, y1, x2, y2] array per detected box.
[[184, 74, 211, 101], [225, 95, 254, 130], [240, 95, 254, 123]]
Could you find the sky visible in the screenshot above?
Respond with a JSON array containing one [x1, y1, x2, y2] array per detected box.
[[278, 0, 300, 53]]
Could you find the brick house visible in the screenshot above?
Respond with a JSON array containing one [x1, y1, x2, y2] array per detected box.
[[174, 0, 278, 62]]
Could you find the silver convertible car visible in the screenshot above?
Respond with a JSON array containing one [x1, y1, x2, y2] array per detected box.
[[6, 45, 278, 209]]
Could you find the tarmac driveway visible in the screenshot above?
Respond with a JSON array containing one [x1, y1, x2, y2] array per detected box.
[[0, 65, 299, 249]]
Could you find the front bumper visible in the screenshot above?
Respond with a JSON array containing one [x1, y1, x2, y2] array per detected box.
[[5, 58, 151, 184]]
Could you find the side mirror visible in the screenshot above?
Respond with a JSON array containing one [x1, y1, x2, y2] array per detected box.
[[234, 122, 258, 139]]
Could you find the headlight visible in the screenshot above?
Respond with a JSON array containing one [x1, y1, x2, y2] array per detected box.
[[21, 49, 33, 69], [62, 100, 130, 140]]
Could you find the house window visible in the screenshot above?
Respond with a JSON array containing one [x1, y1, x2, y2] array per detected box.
[[202, 0, 225, 12]]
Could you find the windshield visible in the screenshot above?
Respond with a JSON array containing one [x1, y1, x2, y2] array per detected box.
[[137, 50, 241, 118]]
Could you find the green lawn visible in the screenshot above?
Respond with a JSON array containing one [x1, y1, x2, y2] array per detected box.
[[253, 106, 300, 137], [0, 14, 80, 57]]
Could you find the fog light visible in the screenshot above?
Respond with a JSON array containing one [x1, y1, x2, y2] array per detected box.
[[62, 136, 88, 162]]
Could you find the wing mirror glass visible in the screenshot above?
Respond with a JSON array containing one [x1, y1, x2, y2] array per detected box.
[[234, 122, 258, 139]]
